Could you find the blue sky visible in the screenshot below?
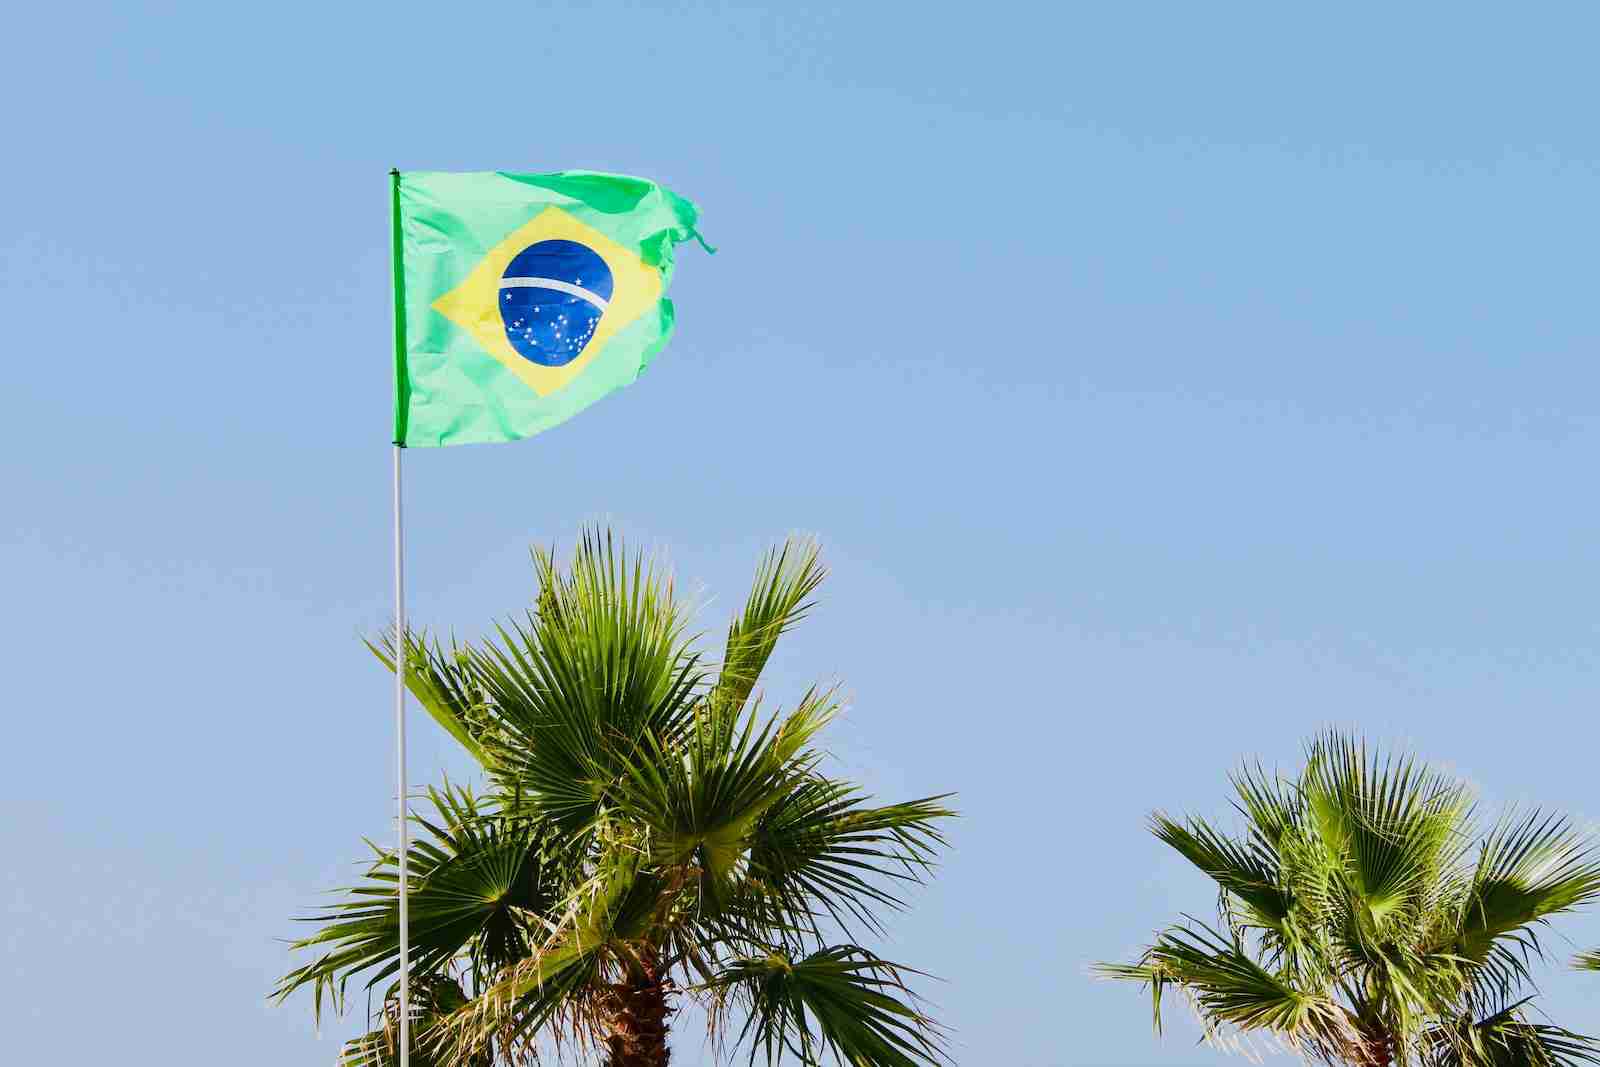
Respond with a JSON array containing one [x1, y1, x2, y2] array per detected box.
[[5, 3, 1599, 1064]]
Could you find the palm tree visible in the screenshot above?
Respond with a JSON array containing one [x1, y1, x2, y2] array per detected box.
[[275, 531, 954, 1067], [1097, 732, 1600, 1066], [1579, 951, 1600, 973]]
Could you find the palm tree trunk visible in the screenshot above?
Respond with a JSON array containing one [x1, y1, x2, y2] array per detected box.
[[1350, 1030, 1394, 1067], [602, 952, 673, 1067]]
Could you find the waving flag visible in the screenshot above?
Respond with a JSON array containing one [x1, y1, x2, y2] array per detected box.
[[391, 170, 709, 446]]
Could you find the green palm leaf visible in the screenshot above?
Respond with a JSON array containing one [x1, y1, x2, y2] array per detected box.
[[433, 839, 671, 1063], [1457, 810, 1600, 963], [1302, 732, 1473, 930], [704, 946, 948, 1067], [336, 975, 484, 1067], [746, 779, 953, 937], [370, 630, 489, 767], [708, 540, 825, 724], [1150, 813, 1290, 931], [470, 534, 706, 831], [274, 785, 556, 1023], [1096, 920, 1359, 1057], [1423, 1002, 1600, 1066], [612, 689, 835, 882]]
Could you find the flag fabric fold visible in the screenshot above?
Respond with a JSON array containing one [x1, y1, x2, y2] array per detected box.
[[391, 170, 707, 447]]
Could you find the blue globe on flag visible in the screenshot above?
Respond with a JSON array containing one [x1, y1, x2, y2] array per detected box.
[[498, 240, 614, 367]]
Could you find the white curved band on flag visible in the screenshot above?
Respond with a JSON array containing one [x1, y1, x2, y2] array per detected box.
[[500, 276, 610, 312]]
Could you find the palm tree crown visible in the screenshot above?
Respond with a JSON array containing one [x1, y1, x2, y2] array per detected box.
[[1098, 732, 1600, 1066], [276, 531, 954, 1067]]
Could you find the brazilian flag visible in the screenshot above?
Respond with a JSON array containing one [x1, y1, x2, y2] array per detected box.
[[391, 170, 709, 447]]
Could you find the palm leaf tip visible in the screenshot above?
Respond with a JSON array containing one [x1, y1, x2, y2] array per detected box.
[[745, 785, 955, 937], [712, 537, 826, 719], [1148, 812, 1288, 928], [1457, 809, 1600, 966], [1091, 959, 1174, 1036], [272, 785, 557, 1025], [702, 946, 950, 1067], [1425, 1006, 1600, 1067]]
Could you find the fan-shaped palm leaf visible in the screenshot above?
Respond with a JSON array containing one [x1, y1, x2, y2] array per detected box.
[[745, 779, 953, 938], [1456, 810, 1600, 963], [434, 842, 661, 1064], [707, 541, 825, 724], [1096, 920, 1360, 1059], [274, 785, 559, 1024], [371, 631, 490, 767], [1302, 732, 1473, 931], [703, 946, 948, 1067], [1151, 814, 1290, 933], [1423, 1001, 1600, 1067]]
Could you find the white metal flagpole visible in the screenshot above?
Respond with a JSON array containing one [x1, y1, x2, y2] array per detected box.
[[392, 442, 410, 1067], [389, 166, 412, 1067]]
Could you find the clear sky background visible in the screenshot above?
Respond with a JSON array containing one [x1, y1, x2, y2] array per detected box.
[[5, 3, 1599, 1064]]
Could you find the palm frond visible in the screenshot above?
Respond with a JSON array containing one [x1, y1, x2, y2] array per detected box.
[[1096, 920, 1359, 1058], [1151, 813, 1290, 932], [612, 690, 833, 865], [1456, 810, 1600, 964], [336, 974, 484, 1067], [432, 842, 662, 1063], [1423, 1002, 1600, 1066], [1455, 939, 1542, 1020], [468, 532, 707, 831], [370, 630, 489, 767], [1301, 731, 1474, 933], [274, 785, 555, 1023], [708, 539, 825, 724], [1578, 950, 1600, 972], [702, 945, 948, 1067], [744, 778, 954, 938], [1230, 761, 1301, 855]]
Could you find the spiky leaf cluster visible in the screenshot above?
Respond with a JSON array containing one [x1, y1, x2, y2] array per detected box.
[[1098, 733, 1600, 1066], [276, 531, 953, 1066]]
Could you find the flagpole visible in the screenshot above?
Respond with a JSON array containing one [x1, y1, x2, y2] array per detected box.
[[389, 166, 411, 1067], [392, 441, 410, 1067]]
